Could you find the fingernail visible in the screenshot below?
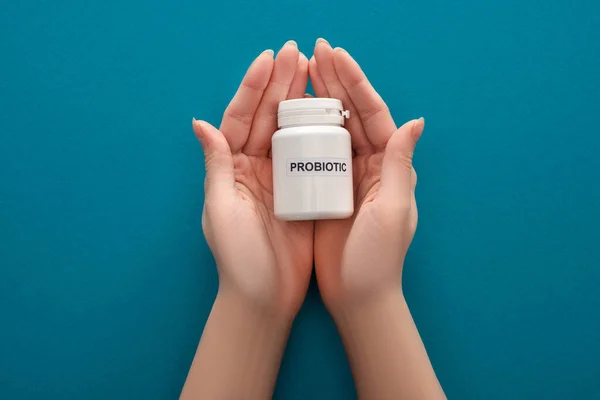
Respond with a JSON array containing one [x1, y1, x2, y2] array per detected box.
[[316, 38, 329, 45], [192, 119, 204, 139], [413, 118, 425, 138], [262, 49, 275, 57], [334, 47, 347, 53], [285, 40, 297, 47], [299, 51, 306, 59]]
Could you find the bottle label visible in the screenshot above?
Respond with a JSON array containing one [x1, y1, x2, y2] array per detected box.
[[286, 158, 350, 177]]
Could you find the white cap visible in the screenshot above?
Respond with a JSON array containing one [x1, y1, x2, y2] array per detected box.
[[278, 98, 350, 128]]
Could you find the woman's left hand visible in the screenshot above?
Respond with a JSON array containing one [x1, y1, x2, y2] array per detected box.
[[192, 40, 312, 319], [182, 41, 313, 400]]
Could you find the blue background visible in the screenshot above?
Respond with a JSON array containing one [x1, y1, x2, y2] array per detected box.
[[1, 0, 599, 398]]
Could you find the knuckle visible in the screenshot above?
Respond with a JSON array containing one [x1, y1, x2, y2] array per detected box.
[[224, 108, 254, 127], [361, 105, 389, 124], [201, 206, 208, 231], [374, 201, 412, 231], [387, 149, 413, 170], [392, 201, 412, 215], [203, 152, 221, 170], [345, 75, 366, 92], [411, 167, 418, 187], [242, 78, 268, 92]]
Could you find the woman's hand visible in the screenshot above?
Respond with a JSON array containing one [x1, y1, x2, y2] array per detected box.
[[192, 41, 313, 318], [310, 39, 444, 400], [181, 41, 313, 400], [310, 39, 422, 309]]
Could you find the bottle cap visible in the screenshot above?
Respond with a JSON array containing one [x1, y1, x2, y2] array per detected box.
[[278, 98, 350, 128]]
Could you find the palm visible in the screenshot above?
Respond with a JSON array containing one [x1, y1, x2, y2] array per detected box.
[[314, 151, 379, 297], [230, 153, 313, 306]]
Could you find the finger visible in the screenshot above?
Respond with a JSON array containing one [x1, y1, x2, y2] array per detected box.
[[308, 56, 329, 97], [314, 39, 372, 154], [333, 48, 396, 148], [287, 52, 309, 99], [378, 118, 424, 205], [244, 40, 299, 156], [220, 50, 275, 153], [192, 119, 236, 200]]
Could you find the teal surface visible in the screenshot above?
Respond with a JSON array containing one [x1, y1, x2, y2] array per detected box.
[[1, 0, 599, 398]]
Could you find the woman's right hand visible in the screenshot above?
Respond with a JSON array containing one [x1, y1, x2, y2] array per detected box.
[[311, 39, 422, 310], [310, 39, 445, 400]]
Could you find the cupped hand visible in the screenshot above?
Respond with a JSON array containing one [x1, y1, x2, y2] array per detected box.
[[192, 41, 313, 318], [310, 39, 424, 310]]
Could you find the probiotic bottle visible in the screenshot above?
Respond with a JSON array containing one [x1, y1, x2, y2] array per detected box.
[[272, 98, 353, 221]]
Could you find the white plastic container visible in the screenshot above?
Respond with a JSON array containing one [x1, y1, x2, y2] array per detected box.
[[272, 98, 354, 221]]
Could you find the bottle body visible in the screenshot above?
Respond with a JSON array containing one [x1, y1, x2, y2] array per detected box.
[[272, 125, 354, 221]]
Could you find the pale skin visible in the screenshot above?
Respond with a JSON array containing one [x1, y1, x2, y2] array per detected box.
[[181, 39, 446, 399]]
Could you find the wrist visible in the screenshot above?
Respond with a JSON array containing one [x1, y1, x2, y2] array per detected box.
[[323, 279, 404, 322], [215, 288, 296, 331], [329, 287, 406, 331], [181, 288, 293, 399], [327, 288, 445, 399], [215, 262, 308, 322]]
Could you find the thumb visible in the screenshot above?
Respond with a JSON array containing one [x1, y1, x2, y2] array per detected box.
[[192, 118, 236, 200], [378, 118, 424, 205]]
